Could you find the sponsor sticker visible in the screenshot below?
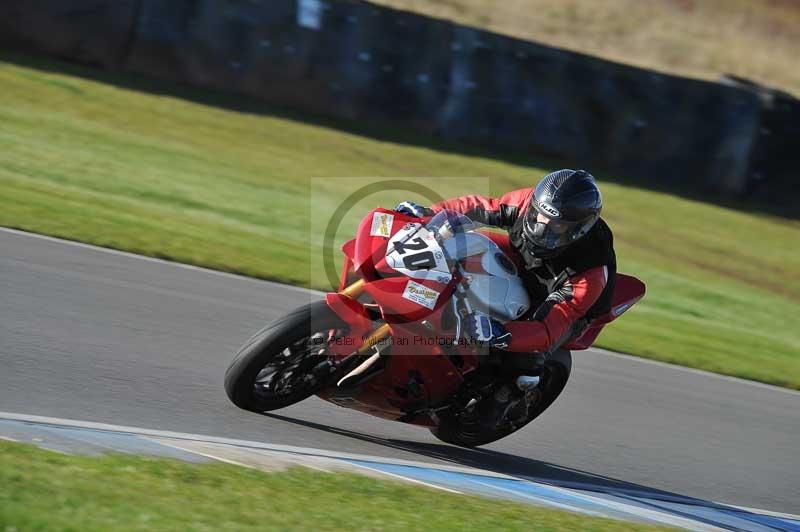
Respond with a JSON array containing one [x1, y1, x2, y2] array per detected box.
[[402, 280, 441, 310], [370, 212, 394, 238]]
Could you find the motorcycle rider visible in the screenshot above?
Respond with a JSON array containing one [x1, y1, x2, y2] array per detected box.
[[396, 169, 615, 395]]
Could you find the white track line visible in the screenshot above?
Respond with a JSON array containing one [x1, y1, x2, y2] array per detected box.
[[345, 462, 462, 494], [148, 437, 331, 473], [2, 224, 797, 397], [153, 439, 254, 469], [722, 504, 800, 521]]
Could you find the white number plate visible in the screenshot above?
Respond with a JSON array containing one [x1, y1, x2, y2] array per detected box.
[[385, 223, 452, 284]]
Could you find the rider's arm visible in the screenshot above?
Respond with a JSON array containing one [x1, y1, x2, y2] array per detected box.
[[503, 266, 609, 352], [429, 188, 532, 229]]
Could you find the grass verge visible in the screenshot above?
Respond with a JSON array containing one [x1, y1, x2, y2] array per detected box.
[[0, 441, 672, 531], [0, 53, 798, 389]]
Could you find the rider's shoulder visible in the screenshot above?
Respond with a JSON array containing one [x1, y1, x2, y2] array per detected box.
[[499, 187, 535, 207]]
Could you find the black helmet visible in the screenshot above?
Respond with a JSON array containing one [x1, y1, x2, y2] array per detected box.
[[522, 169, 602, 258]]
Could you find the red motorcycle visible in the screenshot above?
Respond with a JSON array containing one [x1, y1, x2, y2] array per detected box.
[[225, 208, 645, 447]]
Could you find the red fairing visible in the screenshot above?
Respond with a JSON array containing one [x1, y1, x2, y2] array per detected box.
[[325, 293, 372, 335], [564, 274, 646, 350], [353, 208, 417, 280], [318, 208, 475, 424], [342, 239, 356, 262], [348, 208, 454, 322], [338, 239, 357, 291], [362, 276, 455, 324], [505, 266, 609, 352]]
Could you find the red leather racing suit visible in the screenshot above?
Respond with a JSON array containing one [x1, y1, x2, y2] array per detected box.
[[429, 188, 616, 353]]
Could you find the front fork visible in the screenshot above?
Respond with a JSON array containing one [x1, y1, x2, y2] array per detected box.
[[320, 278, 393, 387], [325, 278, 392, 356]]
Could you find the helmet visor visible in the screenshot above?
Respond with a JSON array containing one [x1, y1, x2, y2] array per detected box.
[[523, 208, 582, 250]]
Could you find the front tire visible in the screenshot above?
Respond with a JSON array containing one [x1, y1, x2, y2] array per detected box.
[[224, 301, 347, 412], [430, 349, 572, 447]]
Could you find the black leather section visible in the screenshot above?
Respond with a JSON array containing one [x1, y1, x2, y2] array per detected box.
[[510, 217, 616, 320], [498, 203, 520, 229], [461, 203, 518, 228]]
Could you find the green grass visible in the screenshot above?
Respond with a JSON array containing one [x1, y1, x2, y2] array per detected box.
[[1, 53, 798, 389], [0, 441, 672, 531]]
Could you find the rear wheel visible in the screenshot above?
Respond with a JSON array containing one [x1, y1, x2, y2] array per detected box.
[[224, 301, 348, 412], [430, 349, 572, 447]]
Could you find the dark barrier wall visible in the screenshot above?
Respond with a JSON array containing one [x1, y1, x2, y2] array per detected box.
[[0, 1, 139, 68], [1, 0, 796, 201]]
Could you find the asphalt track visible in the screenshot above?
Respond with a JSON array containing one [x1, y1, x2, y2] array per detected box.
[[1, 228, 798, 514]]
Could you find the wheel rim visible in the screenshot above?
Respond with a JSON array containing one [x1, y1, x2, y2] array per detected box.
[[252, 331, 341, 401], [446, 364, 566, 444]]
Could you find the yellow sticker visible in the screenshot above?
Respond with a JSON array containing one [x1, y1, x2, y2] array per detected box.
[[402, 280, 440, 310], [369, 212, 394, 238]]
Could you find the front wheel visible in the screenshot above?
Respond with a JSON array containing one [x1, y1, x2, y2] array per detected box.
[[224, 301, 348, 412], [430, 349, 572, 447]]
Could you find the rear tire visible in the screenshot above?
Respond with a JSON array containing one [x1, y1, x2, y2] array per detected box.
[[430, 349, 572, 447], [224, 301, 347, 412]]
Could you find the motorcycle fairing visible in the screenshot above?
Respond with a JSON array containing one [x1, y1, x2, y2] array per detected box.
[[324, 293, 374, 356], [317, 313, 474, 425], [563, 274, 646, 350], [352, 208, 416, 279], [362, 277, 456, 324]]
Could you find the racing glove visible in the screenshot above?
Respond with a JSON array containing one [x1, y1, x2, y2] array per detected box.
[[468, 312, 512, 350], [394, 201, 430, 218]]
